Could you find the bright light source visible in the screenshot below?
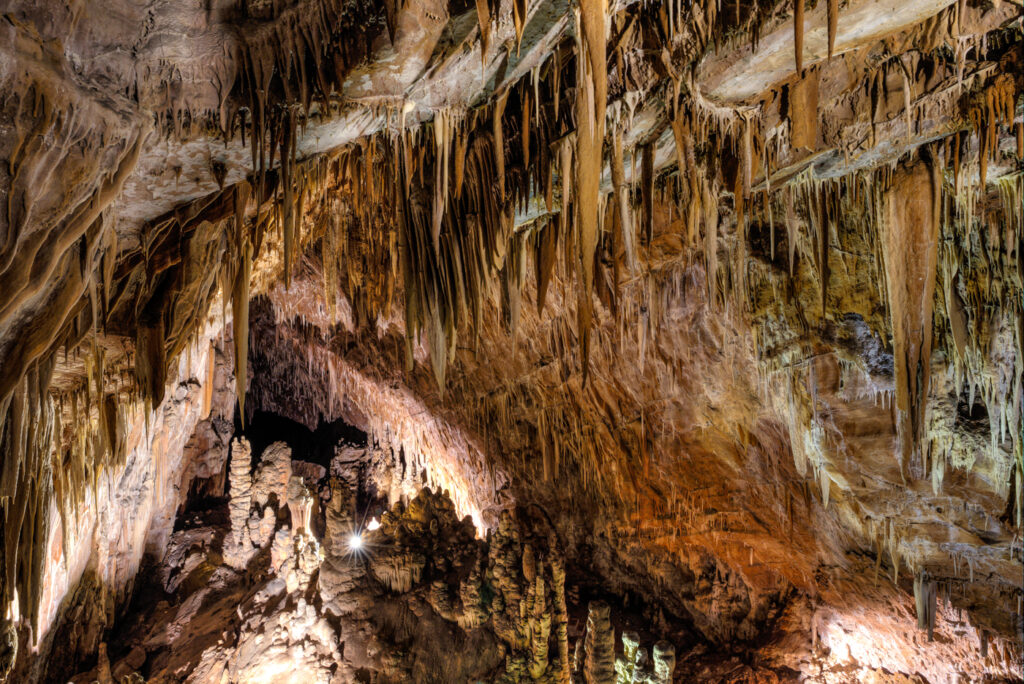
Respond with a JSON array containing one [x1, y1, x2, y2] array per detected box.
[[348, 533, 363, 550], [367, 517, 381, 531]]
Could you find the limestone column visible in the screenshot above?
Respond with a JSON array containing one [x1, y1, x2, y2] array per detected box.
[[225, 437, 253, 570], [583, 600, 615, 684]]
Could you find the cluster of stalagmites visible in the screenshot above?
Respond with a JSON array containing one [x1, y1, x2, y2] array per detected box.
[[283, 449, 677, 682], [80, 643, 145, 684], [320, 484, 577, 682], [318, 484, 678, 683], [568, 601, 675, 684], [60, 430, 676, 683], [225, 437, 324, 592]]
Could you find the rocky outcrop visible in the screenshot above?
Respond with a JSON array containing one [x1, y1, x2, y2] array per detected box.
[[72, 475, 637, 682]]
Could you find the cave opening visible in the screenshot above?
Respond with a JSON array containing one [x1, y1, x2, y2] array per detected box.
[[233, 409, 367, 472]]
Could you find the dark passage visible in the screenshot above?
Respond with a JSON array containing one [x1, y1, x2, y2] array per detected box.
[[234, 409, 367, 469]]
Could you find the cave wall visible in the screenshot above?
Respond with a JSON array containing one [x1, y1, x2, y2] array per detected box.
[[0, 0, 1022, 680]]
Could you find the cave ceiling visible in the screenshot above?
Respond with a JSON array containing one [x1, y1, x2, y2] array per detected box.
[[0, 0, 1022, 681]]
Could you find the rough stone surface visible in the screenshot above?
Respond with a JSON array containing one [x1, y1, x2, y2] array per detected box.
[[0, 0, 1021, 681]]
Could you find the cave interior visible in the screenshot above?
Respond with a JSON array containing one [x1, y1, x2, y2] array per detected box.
[[0, 0, 1022, 682]]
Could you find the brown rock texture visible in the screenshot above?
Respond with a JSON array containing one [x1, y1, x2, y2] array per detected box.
[[0, 0, 1021, 681]]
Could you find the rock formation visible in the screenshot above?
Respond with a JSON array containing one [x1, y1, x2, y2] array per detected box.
[[0, 0, 1021, 680], [580, 601, 616, 684], [225, 437, 255, 570]]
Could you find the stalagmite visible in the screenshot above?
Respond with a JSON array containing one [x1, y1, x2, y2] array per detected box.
[[551, 558, 571, 683], [614, 630, 674, 683], [0, 621, 14, 681], [583, 600, 615, 684], [95, 643, 113, 684], [226, 438, 254, 570], [651, 642, 675, 684]]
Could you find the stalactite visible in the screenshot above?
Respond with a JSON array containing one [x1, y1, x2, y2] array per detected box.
[[820, 466, 829, 508], [493, 91, 509, 204], [558, 136, 573, 267], [520, 90, 531, 177], [817, 185, 830, 317], [789, 70, 818, 155], [793, 0, 804, 75], [880, 154, 941, 472], [454, 123, 468, 199], [611, 124, 637, 274], [136, 319, 166, 409], [670, 108, 702, 248], [513, 0, 527, 55], [640, 142, 654, 247], [281, 110, 297, 289], [574, 0, 607, 382], [703, 176, 720, 304], [476, 0, 491, 72], [914, 571, 937, 640], [201, 340, 216, 419], [232, 237, 253, 425], [535, 219, 559, 313], [931, 450, 945, 495], [433, 108, 452, 254], [827, 0, 838, 59]]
